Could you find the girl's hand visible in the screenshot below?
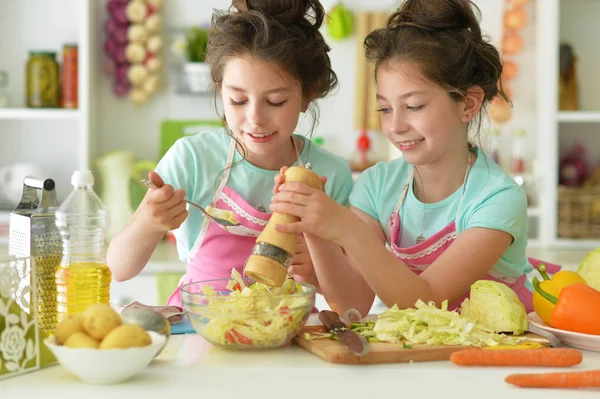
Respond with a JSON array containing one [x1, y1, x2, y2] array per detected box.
[[273, 166, 327, 194], [270, 181, 351, 243], [140, 171, 188, 233], [273, 166, 287, 194], [289, 234, 318, 286]]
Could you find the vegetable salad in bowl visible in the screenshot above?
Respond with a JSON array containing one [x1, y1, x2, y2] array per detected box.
[[181, 270, 316, 349]]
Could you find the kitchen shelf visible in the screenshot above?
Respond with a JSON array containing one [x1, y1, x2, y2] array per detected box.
[[0, 108, 81, 120], [558, 111, 600, 123], [536, 0, 600, 248]]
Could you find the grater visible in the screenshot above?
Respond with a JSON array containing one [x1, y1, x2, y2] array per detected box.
[[9, 176, 62, 335]]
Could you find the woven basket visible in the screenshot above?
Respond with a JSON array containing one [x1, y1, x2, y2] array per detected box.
[[557, 185, 600, 238]]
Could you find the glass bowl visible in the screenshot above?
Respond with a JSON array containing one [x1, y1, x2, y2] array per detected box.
[[181, 278, 316, 349]]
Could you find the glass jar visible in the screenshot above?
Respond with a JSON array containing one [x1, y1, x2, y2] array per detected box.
[[61, 44, 78, 109], [26, 51, 60, 108]]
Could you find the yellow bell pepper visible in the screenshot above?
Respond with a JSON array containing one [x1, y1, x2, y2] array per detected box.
[[532, 264, 587, 325]]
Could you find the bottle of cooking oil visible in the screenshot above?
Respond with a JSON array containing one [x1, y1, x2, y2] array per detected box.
[[55, 170, 111, 322]]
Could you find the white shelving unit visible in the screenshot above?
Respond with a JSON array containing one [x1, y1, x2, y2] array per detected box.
[[0, 0, 96, 209], [557, 111, 600, 123], [536, 0, 600, 249], [0, 108, 81, 120]]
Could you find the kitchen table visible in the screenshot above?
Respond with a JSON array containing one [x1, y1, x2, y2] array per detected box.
[[2, 316, 600, 399]]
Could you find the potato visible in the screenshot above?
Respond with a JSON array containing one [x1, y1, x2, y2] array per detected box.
[[54, 314, 85, 345], [64, 332, 99, 349], [99, 324, 152, 349], [82, 304, 123, 341]]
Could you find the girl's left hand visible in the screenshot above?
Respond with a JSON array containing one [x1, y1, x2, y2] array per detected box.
[[270, 181, 352, 243], [273, 165, 327, 194], [289, 234, 319, 289]]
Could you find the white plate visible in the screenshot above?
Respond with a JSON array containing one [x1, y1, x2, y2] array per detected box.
[[528, 312, 600, 352]]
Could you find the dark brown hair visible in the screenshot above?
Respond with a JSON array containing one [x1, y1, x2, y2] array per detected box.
[[206, 0, 337, 137], [364, 0, 510, 142]]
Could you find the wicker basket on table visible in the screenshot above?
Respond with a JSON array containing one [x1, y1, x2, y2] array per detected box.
[[557, 185, 600, 238]]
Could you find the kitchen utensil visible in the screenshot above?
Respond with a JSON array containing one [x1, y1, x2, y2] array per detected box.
[[120, 307, 170, 357], [528, 312, 600, 352], [0, 163, 44, 206], [319, 310, 370, 357], [141, 178, 239, 227], [243, 165, 322, 287], [9, 176, 61, 335], [293, 326, 550, 365]]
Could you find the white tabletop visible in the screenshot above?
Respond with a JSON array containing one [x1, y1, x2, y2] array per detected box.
[[0, 243, 598, 398], [2, 317, 600, 399]]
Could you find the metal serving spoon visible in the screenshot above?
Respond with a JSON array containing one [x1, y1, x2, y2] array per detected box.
[[141, 179, 240, 227]]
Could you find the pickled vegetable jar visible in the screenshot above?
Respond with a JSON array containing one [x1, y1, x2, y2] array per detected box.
[[26, 51, 60, 108]]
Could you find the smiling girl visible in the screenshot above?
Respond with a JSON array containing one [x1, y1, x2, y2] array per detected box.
[[271, 0, 559, 316], [106, 0, 354, 306]]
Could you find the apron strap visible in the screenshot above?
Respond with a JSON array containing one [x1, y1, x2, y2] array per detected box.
[[188, 134, 303, 262], [385, 169, 413, 243], [211, 137, 237, 206], [292, 135, 304, 167], [188, 136, 237, 262]]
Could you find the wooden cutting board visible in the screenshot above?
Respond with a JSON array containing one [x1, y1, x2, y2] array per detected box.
[[293, 325, 551, 365]]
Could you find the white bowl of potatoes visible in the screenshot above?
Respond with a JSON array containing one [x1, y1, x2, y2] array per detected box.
[[44, 303, 167, 385]]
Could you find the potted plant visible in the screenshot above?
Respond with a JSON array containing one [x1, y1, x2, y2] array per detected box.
[[172, 26, 210, 93]]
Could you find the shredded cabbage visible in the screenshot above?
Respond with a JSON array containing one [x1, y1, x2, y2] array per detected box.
[[306, 300, 528, 348], [187, 270, 313, 347], [205, 205, 239, 225]]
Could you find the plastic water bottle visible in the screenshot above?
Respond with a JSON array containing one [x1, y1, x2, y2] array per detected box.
[[55, 170, 111, 322]]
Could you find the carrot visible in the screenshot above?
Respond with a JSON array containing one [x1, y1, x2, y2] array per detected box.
[[505, 370, 600, 388], [450, 348, 582, 367]]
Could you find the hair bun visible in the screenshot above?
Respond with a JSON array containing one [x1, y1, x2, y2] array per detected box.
[[388, 0, 482, 40], [232, 0, 324, 29]]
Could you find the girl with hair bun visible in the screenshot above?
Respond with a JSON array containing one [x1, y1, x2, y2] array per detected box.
[[107, 0, 354, 306], [271, 0, 559, 316]]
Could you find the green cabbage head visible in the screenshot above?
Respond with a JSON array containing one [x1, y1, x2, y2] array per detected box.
[[577, 248, 600, 291], [459, 280, 528, 335]]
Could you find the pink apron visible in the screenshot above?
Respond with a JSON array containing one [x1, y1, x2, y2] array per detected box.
[[166, 138, 305, 306], [384, 155, 560, 313]]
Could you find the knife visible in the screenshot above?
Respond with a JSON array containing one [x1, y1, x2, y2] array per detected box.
[[319, 310, 371, 357]]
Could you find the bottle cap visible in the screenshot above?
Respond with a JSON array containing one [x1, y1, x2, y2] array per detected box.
[[71, 170, 94, 186]]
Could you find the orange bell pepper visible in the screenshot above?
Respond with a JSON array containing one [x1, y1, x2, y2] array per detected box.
[[531, 264, 587, 325], [532, 278, 600, 335]]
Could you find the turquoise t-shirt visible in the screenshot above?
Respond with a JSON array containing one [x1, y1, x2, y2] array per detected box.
[[349, 147, 533, 279], [155, 128, 354, 262]]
